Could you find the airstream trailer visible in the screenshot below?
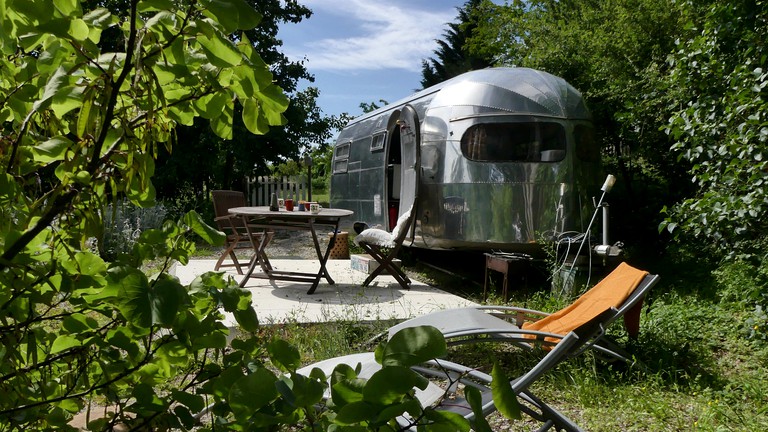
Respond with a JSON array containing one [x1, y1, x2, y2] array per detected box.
[[330, 67, 602, 253]]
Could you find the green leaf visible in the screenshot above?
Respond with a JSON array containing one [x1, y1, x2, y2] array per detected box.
[[491, 362, 521, 420], [220, 285, 251, 311], [55, 397, 82, 414], [334, 401, 378, 425], [201, 0, 262, 33], [174, 406, 196, 430], [229, 367, 278, 417], [68, 18, 89, 41], [196, 32, 243, 67], [194, 331, 227, 349], [110, 266, 185, 328], [209, 365, 242, 399], [182, 211, 225, 245], [380, 326, 447, 367], [168, 103, 196, 126], [465, 386, 493, 432], [274, 376, 296, 407], [210, 97, 234, 139], [268, 339, 301, 372], [53, 0, 80, 16], [138, 0, 176, 12], [126, 173, 156, 207], [32, 66, 70, 111], [286, 373, 325, 408], [190, 271, 229, 293], [82, 7, 115, 30], [150, 276, 185, 327], [31, 136, 72, 163], [331, 376, 366, 407], [242, 97, 268, 134], [51, 85, 83, 117], [376, 399, 423, 425], [132, 383, 167, 412], [109, 266, 152, 328], [193, 93, 227, 119], [363, 366, 428, 405], [77, 86, 96, 137], [50, 334, 81, 354], [257, 83, 290, 113], [75, 251, 107, 276], [233, 306, 259, 332], [62, 313, 99, 333], [107, 328, 141, 358], [422, 409, 472, 431]]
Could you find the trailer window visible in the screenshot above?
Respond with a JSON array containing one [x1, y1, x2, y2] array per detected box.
[[370, 132, 386, 151], [460, 122, 566, 162], [334, 141, 350, 173]]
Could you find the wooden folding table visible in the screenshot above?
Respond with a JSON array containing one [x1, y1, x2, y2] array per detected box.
[[228, 206, 353, 294]]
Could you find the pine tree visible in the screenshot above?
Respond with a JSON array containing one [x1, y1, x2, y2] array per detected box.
[[420, 0, 494, 88]]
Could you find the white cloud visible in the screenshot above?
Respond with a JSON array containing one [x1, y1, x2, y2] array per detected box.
[[284, 0, 457, 72]]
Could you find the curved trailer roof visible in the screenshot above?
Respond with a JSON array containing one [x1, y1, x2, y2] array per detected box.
[[345, 67, 591, 130]]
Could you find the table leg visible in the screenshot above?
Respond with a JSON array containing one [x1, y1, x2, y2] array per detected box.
[[239, 221, 272, 288], [483, 257, 490, 300], [306, 218, 339, 294]]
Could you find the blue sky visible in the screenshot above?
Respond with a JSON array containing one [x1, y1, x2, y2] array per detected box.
[[278, 0, 468, 119]]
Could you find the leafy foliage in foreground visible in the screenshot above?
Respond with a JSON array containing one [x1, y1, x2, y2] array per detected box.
[[0, 0, 287, 427]]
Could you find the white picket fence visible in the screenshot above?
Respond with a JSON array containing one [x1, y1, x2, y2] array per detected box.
[[247, 175, 309, 206]]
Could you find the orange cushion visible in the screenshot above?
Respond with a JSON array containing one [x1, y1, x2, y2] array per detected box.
[[522, 262, 649, 343]]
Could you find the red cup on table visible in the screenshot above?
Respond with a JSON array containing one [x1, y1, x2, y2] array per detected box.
[[285, 199, 294, 211]]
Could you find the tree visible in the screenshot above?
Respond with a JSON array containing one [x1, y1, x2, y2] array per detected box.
[[359, 99, 388, 113], [151, 0, 346, 212], [420, 0, 494, 88], [662, 0, 768, 259]]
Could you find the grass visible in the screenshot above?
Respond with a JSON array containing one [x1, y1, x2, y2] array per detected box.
[[252, 251, 768, 431]]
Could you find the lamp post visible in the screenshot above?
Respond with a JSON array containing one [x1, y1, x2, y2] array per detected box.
[[303, 154, 312, 202]]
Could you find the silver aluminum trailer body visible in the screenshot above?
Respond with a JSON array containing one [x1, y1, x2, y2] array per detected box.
[[330, 67, 601, 253]]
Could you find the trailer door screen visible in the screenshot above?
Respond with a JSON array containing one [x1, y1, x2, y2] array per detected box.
[[460, 122, 566, 162]]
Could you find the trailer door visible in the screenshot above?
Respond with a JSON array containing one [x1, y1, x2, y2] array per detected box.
[[398, 104, 420, 221]]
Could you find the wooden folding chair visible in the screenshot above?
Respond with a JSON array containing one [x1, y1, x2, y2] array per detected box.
[[211, 190, 273, 275], [353, 206, 416, 289]]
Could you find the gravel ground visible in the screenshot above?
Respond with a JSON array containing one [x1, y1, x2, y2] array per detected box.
[[270, 229, 347, 259], [217, 229, 350, 261]]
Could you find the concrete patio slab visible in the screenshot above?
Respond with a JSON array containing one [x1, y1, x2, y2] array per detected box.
[[171, 259, 479, 325]]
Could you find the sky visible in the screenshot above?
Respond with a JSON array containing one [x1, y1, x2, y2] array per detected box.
[[278, 0, 468, 119]]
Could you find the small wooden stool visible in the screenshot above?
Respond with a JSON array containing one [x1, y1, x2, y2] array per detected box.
[[327, 231, 350, 259], [483, 252, 531, 301]]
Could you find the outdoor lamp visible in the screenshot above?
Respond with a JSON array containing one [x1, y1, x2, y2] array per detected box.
[[601, 174, 616, 193]]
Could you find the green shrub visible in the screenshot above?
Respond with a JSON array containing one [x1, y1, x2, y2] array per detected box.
[[713, 259, 768, 345], [713, 259, 768, 305], [745, 305, 768, 344], [100, 201, 168, 261]]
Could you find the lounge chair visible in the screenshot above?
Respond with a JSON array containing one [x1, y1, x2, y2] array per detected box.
[[385, 262, 660, 364], [297, 307, 620, 431], [353, 205, 417, 289], [211, 190, 274, 275]]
